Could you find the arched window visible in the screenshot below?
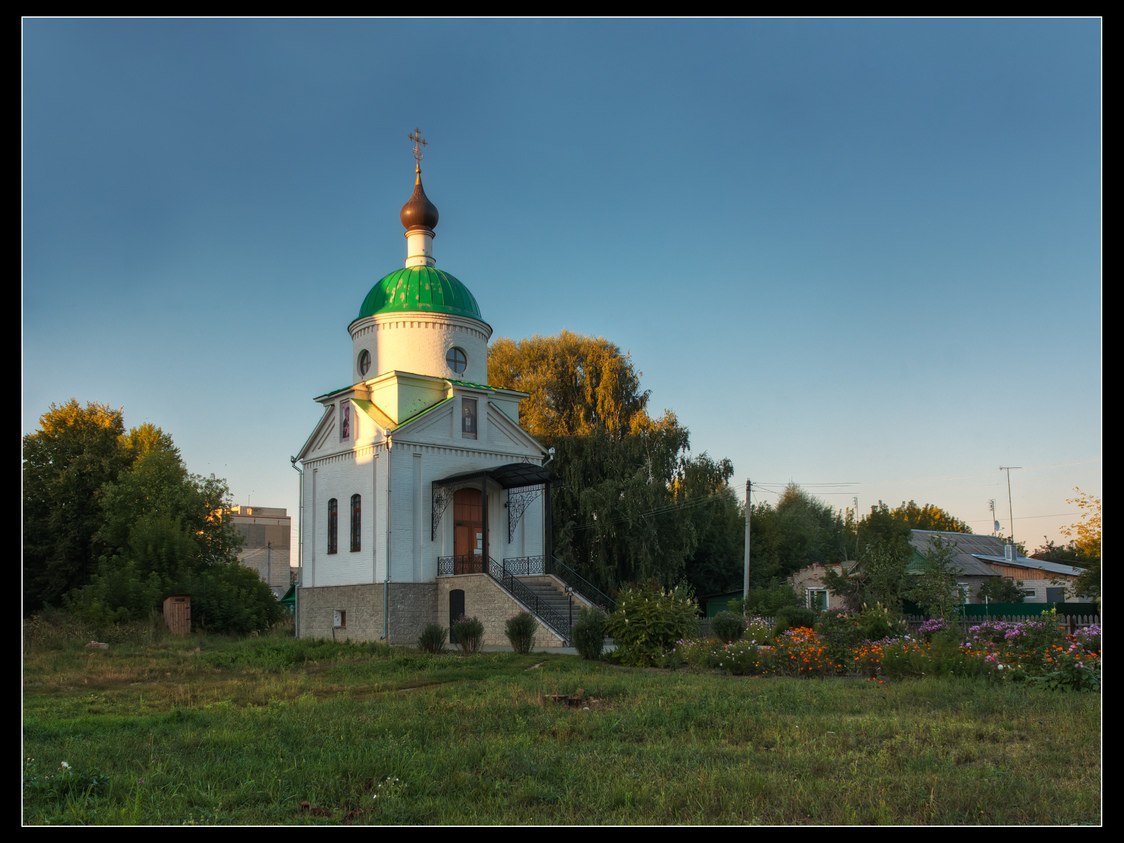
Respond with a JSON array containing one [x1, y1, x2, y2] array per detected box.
[[327, 498, 338, 555], [350, 494, 361, 552]]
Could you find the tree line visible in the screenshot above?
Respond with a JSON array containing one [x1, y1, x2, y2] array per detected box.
[[489, 332, 1100, 609], [22, 400, 282, 633], [25, 334, 1097, 632]]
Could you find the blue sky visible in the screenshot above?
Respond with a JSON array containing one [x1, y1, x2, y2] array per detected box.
[[22, 18, 1101, 553]]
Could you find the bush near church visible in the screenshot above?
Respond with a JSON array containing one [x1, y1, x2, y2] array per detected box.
[[606, 581, 698, 667], [571, 607, 608, 660]]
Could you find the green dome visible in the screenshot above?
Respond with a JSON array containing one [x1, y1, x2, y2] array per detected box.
[[357, 266, 483, 321]]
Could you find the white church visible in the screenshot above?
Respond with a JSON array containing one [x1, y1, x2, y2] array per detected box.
[[294, 135, 597, 647]]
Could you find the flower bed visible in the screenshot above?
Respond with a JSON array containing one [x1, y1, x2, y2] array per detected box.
[[672, 610, 1100, 690]]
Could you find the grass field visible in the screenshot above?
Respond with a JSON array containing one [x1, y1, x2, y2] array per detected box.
[[23, 633, 1101, 825]]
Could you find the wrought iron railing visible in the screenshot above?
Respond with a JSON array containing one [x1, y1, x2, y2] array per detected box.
[[436, 554, 614, 644], [492, 560, 571, 642], [547, 556, 616, 613], [437, 554, 571, 641], [498, 555, 545, 576], [437, 555, 488, 576]]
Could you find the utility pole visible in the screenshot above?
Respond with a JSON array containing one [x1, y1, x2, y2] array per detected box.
[[743, 479, 751, 613], [853, 496, 861, 560], [266, 541, 272, 589], [998, 467, 1021, 549]]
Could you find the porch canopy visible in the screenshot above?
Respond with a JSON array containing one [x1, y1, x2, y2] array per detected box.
[[431, 462, 553, 551]]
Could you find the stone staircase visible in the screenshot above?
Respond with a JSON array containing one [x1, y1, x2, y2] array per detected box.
[[516, 579, 586, 641]]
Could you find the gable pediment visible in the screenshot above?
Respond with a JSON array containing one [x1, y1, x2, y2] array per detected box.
[[396, 398, 454, 440], [485, 402, 546, 455]]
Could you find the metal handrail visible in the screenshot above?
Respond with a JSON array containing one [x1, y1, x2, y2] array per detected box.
[[492, 558, 571, 642], [436, 554, 571, 641], [547, 556, 616, 613], [497, 555, 545, 575], [437, 555, 489, 576]]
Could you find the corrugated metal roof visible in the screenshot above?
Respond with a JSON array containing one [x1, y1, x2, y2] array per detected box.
[[908, 530, 1086, 578], [971, 554, 1084, 577], [908, 530, 1000, 577]]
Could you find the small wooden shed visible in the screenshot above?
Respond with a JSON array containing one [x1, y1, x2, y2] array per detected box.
[[162, 595, 191, 636]]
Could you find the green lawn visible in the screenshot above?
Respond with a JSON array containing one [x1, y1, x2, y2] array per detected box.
[[23, 634, 1101, 825]]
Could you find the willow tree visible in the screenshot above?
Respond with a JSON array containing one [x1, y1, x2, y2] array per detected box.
[[489, 331, 651, 440]]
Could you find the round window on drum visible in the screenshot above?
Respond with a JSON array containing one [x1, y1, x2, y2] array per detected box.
[[446, 347, 468, 374]]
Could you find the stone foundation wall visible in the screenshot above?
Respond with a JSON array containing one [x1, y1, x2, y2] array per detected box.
[[298, 582, 436, 645], [437, 575, 566, 649], [387, 582, 438, 645]]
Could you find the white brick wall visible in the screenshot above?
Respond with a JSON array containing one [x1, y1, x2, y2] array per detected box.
[[302, 438, 546, 589], [350, 312, 491, 385]]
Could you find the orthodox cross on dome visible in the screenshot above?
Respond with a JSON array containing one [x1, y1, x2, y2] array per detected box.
[[408, 127, 427, 171]]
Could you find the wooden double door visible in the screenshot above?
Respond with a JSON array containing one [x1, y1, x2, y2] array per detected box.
[[453, 488, 484, 574]]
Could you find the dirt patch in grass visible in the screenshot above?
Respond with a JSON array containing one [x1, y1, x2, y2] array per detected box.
[[541, 688, 609, 709]]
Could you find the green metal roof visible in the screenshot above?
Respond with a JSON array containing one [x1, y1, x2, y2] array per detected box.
[[447, 379, 495, 391], [357, 266, 483, 321]]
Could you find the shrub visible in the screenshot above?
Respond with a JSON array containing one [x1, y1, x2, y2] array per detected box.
[[418, 623, 448, 654], [880, 629, 986, 680], [451, 616, 484, 654], [815, 610, 864, 669], [733, 582, 802, 616], [744, 617, 775, 645], [855, 603, 903, 641], [711, 611, 745, 643], [184, 563, 286, 635], [571, 607, 607, 660], [711, 640, 780, 676], [504, 612, 537, 654], [773, 606, 817, 636], [878, 638, 932, 678], [605, 582, 698, 667], [1033, 640, 1100, 692], [673, 638, 715, 669]]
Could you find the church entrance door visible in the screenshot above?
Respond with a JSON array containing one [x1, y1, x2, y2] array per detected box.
[[453, 488, 484, 574]]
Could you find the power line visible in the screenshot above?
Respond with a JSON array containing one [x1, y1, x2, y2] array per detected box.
[[565, 489, 734, 533], [967, 511, 1081, 523], [750, 481, 859, 487]]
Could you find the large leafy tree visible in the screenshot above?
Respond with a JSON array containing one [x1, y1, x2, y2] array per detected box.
[[677, 454, 744, 596], [1063, 488, 1101, 601], [822, 541, 911, 613], [887, 500, 973, 534], [489, 333, 743, 594], [22, 401, 131, 611], [750, 484, 848, 584], [906, 536, 963, 620], [489, 332, 651, 440], [70, 442, 277, 629], [854, 502, 911, 556], [1062, 488, 1101, 561], [1030, 489, 1100, 601]]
